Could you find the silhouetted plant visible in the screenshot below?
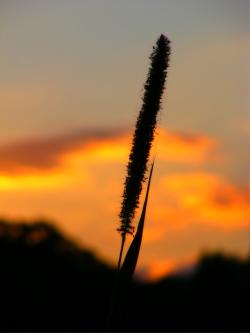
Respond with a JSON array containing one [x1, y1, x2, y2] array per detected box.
[[106, 34, 171, 331], [117, 34, 171, 270]]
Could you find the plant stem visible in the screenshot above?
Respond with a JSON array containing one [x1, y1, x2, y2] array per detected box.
[[117, 233, 126, 271]]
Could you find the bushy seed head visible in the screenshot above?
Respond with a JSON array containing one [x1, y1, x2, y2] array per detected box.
[[118, 34, 171, 236]]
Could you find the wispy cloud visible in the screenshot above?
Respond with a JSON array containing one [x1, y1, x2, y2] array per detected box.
[[147, 172, 250, 234], [0, 128, 126, 174], [155, 128, 217, 163], [0, 127, 217, 175]]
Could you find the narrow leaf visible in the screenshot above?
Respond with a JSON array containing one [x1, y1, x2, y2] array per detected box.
[[120, 161, 155, 280]]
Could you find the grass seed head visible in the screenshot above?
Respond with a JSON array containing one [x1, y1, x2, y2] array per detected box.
[[118, 34, 171, 236]]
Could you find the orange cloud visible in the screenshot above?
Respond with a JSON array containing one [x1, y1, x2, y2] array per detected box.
[[155, 128, 217, 163], [0, 127, 218, 191], [0, 127, 217, 175], [0, 127, 247, 236], [0, 128, 125, 175], [152, 172, 250, 232], [0, 173, 69, 190]]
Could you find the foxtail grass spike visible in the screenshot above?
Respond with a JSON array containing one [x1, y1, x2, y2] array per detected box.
[[118, 34, 171, 238]]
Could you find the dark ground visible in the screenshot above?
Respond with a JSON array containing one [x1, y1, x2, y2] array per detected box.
[[0, 219, 249, 332]]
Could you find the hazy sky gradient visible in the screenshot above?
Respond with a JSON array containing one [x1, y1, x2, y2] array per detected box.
[[0, 0, 249, 279]]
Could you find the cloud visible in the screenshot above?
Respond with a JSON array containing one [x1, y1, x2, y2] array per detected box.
[[0, 127, 217, 176], [148, 172, 250, 234], [0, 128, 126, 174], [0, 128, 247, 235], [155, 128, 217, 163]]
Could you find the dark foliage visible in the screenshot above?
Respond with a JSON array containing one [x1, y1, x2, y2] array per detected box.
[[118, 35, 171, 236], [0, 219, 249, 332]]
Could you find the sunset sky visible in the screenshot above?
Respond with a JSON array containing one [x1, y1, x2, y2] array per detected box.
[[0, 0, 249, 281]]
